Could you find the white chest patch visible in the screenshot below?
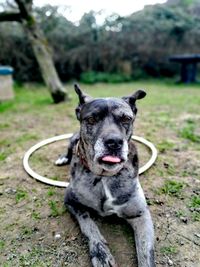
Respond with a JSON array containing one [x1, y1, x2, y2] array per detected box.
[[101, 178, 124, 216]]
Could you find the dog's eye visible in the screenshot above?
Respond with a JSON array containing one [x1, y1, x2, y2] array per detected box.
[[87, 117, 96, 124], [121, 116, 132, 124]]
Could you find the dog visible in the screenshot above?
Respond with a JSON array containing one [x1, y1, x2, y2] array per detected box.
[[56, 84, 155, 267]]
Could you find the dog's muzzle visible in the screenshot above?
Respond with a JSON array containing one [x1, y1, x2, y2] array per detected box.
[[94, 136, 128, 172], [100, 136, 124, 163]]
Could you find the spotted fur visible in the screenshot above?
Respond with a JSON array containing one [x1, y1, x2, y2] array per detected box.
[[58, 84, 155, 267]]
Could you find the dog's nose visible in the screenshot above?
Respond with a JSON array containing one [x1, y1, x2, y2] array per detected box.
[[105, 137, 123, 150]]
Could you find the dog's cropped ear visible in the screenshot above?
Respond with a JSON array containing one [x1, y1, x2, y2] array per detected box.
[[74, 84, 93, 105], [122, 89, 146, 111], [74, 84, 93, 120]]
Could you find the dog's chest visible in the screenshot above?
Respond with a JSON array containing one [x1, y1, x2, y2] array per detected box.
[[101, 178, 125, 216]]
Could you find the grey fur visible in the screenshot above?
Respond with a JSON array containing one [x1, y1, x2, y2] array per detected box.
[[59, 84, 155, 267]]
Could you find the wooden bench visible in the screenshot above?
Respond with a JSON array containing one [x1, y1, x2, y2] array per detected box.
[[169, 54, 200, 83]]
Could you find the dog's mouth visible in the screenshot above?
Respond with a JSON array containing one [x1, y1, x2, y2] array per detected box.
[[99, 155, 123, 165]]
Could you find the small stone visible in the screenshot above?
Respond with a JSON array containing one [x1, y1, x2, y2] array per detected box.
[[155, 199, 164, 205], [54, 233, 61, 240], [5, 188, 16, 194], [167, 257, 173, 266]]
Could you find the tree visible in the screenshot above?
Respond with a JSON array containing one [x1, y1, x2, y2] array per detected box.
[[0, 0, 69, 103]]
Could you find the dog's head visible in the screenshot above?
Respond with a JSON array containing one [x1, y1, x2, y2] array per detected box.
[[74, 84, 146, 176]]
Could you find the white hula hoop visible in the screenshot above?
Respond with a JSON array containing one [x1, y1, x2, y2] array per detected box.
[[23, 134, 157, 188]]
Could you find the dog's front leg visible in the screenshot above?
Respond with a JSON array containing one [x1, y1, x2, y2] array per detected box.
[[65, 200, 118, 267], [55, 132, 80, 166], [127, 208, 155, 267]]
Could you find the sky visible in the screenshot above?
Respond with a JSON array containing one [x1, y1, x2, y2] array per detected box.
[[34, 0, 167, 24]]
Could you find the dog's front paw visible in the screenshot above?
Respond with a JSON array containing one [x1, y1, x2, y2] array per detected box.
[[55, 155, 69, 166], [90, 241, 118, 267]]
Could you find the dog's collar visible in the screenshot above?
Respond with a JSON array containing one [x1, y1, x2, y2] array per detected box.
[[75, 140, 90, 170]]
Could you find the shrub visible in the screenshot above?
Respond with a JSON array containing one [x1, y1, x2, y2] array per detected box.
[[80, 71, 131, 84]]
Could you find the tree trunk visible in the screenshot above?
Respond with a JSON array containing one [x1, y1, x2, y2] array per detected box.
[[0, 0, 69, 103], [24, 21, 69, 103]]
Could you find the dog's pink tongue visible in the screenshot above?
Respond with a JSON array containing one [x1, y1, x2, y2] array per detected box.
[[102, 156, 121, 163]]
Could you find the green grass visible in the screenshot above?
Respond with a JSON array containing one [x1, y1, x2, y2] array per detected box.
[[50, 176, 59, 181], [2, 264, 11, 267], [175, 209, 187, 218], [31, 211, 41, 220], [0, 123, 10, 129], [0, 83, 52, 114], [1, 80, 200, 117], [15, 189, 28, 203], [48, 200, 64, 217], [0, 138, 14, 162], [176, 196, 200, 222], [179, 119, 200, 143], [158, 180, 185, 198], [16, 133, 39, 143], [47, 188, 55, 197], [20, 226, 35, 237], [157, 140, 175, 153], [1, 80, 200, 267], [0, 240, 5, 250], [0, 101, 14, 113], [189, 196, 200, 220], [160, 246, 177, 255], [121, 224, 135, 246], [191, 212, 200, 221], [30, 154, 49, 165], [17, 247, 52, 267], [0, 152, 7, 161], [189, 195, 200, 209]]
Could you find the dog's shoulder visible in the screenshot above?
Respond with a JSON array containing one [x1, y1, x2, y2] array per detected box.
[[70, 132, 80, 150], [128, 140, 139, 172]]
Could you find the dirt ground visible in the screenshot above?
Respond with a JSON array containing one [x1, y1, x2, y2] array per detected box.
[[0, 82, 200, 267]]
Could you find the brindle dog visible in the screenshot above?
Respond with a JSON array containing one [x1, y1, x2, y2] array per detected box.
[[56, 84, 155, 267]]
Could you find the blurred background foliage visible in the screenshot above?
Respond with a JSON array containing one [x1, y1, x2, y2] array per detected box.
[[1, 0, 200, 83]]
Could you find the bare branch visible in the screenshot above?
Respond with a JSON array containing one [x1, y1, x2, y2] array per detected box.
[[0, 11, 22, 22], [15, 0, 32, 20]]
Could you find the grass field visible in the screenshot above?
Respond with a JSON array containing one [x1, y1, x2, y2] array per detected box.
[[0, 81, 200, 267]]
